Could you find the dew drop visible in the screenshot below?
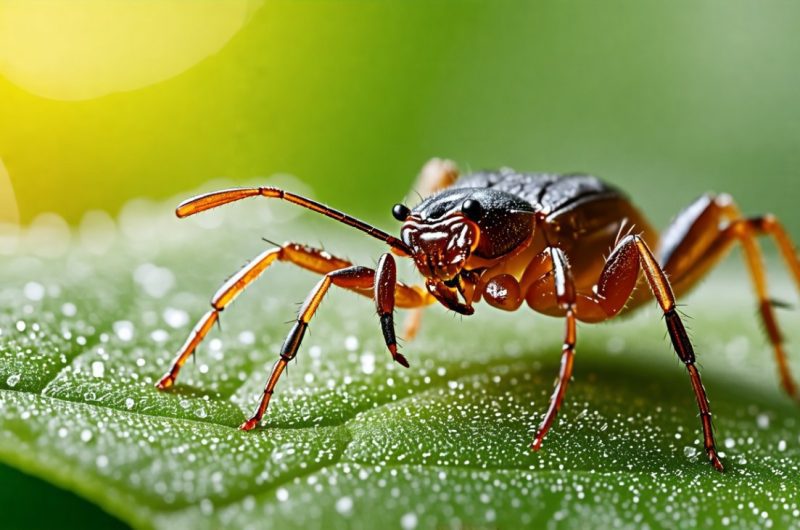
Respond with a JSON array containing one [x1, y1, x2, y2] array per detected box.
[[360, 352, 376, 375], [344, 336, 359, 351], [163, 308, 189, 328], [125, 398, 135, 410], [80, 429, 93, 442], [91, 361, 105, 378], [6, 374, 20, 387], [113, 320, 135, 342], [400, 512, 418, 530], [23, 281, 45, 301], [150, 329, 169, 343], [276, 487, 289, 502], [133, 263, 175, 298], [61, 302, 77, 317], [238, 330, 256, 345], [335, 496, 354, 516]]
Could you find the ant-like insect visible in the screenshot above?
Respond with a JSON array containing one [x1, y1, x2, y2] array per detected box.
[[156, 159, 800, 472]]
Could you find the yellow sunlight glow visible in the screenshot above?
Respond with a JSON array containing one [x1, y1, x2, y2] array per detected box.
[[0, 157, 19, 224], [0, 0, 261, 101]]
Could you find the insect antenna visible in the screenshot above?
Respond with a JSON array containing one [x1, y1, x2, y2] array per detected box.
[[410, 189, 424, 204], [261, 236, 282, 247]]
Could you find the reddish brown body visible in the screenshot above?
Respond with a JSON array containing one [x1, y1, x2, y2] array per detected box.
[[155, 159, 800, 472]]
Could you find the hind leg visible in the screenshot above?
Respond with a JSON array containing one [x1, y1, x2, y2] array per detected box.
[[658, 194, 800, 400]]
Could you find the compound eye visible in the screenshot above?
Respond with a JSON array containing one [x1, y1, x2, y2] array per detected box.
[[461, 199, 483, 221], [392, 203, 411, 221]]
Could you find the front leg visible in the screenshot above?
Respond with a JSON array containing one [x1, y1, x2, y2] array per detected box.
[[425, 277, 475, 315], [375, 254, 410, 367], [241, 263, 428, 430], [241, 266, 371, 430], [157, 243, 428, 389]]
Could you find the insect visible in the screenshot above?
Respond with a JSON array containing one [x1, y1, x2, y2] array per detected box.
[[155, 158, 800, 472]]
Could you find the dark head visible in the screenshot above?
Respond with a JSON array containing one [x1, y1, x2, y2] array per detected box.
[[392, 187, 535, 281]]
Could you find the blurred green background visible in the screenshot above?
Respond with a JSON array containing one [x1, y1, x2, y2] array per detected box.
[[1, 1, 800, 528], [1, 0, 799, 232]]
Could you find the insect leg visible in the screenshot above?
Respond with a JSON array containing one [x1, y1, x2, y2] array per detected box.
[[241, 266, 385, 430], [746, 215, 800, 399], [412, 158, 460, 199], [156, 243, 427, 389], [375, 253, 410, 367], [155, 247, 284, 390], [660, 194, 800, 401], [402, 308, 425, 341], [599, 234, 724, 471], [526, 248, 578, 451], [174, 187, 410, 254]]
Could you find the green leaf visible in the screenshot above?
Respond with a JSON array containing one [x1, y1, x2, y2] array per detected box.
[[1, 196, 799, 529]]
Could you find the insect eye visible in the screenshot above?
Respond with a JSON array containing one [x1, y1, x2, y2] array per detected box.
[[392, 203, 411, 221], [461, 199, 483, 221]]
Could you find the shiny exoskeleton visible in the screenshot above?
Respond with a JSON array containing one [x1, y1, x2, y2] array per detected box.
[[155, 159, 800, 472]]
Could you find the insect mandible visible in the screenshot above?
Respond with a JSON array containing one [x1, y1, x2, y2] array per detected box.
[[155, 158, 800, 472]]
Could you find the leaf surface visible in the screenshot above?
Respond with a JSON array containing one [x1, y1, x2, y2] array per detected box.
[[1, 195, 798, 529]]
